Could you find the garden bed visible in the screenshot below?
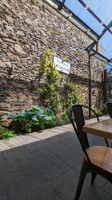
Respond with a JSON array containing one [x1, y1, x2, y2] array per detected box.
[[0, 103, 108, 140]]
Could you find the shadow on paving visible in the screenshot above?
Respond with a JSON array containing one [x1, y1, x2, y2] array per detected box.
[[0, 131, 111, 200]]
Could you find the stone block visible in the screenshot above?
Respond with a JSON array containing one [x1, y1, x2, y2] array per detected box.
[[14, 44, 26, 55]]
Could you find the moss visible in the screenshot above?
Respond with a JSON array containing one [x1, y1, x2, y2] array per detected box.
[[41, 3, 46, 11], [31, 0, 40, 5], [46, 5, 52, 13], [71, 26, 75, 31]]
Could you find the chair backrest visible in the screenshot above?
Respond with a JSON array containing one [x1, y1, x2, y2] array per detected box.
[[105, 102, 112, 118], [67, 104, 99, 164]]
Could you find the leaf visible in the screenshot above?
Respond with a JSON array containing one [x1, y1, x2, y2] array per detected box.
[[28, 128, 32, 133], [0, 127, 15, 139], [17, 110, 26, 116], [44, 116, 52, 121], [7, 133, 16, 137], [8, 113, 17, 117], [43, 108, 54, 116], [31, 105, 40, 111], [33, 105, 40, 109], [37, 111, 45, 117], [32, 116, 39, 124], [27, 111, 40, 115], [14, 118, 18, 121], [40, 123, 45, 130], [0, 127, 6, 133]]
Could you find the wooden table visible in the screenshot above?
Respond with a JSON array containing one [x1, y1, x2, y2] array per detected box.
[[82, 118, 112, 140]]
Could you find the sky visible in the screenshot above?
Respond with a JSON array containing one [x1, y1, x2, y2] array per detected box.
[[106, 64, 112, 71]]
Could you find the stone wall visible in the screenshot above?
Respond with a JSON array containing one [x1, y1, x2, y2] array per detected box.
[[0, 0, 106, 124]]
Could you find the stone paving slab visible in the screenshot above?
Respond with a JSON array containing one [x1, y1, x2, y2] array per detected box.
[[0, 115, 111, 200]]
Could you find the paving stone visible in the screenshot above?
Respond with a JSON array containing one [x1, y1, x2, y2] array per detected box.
[[102, 181, 112, 196], [0, 116, 111, 199]]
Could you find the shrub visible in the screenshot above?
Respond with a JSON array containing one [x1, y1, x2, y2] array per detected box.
[[0, 127, 15, 139], [39, 48, 62, 114], [90, 104, 105, 117], [93, 108, 103, 116], [63, 78, 81, 109], [39, 48, 82, 114]]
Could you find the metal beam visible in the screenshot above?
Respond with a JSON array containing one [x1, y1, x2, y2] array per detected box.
[[53, 0, 99, 38], [89, 42, 98, 56], [85, 41, 96, 51], [104, 69, 107, 103], [98, 20, 112, 40], [86, 21, 112, 64], [78, 0, 112, 35], [48, 0, 112, 63], [46, 0, 98, 41], [58, 0, 66, 10], [88, 53, 91, 119], [86, 47, 110, 63]]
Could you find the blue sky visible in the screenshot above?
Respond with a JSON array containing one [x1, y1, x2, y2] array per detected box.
[[106, 64, 112, 71]]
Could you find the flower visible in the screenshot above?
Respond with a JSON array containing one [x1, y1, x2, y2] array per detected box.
[[57, 117, 60, 121], [57, 119, 62, 126]]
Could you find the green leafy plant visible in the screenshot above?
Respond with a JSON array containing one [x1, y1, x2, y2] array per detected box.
[[55, 110, 69, 126], [39, 48, 61, 114], [0, 127, 15, 139], [9, 105, 56, 133], [84, 104, 106, 119], [38, 48, 82, 114], [90, 105, 105, 118], [63, 78, 81, 109], [100, 104, 105, 113], [93, 108, 103, 116]]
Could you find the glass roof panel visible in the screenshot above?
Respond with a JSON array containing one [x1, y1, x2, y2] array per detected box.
[[83, 0, 112, 26], [99, 31, 112, 60], [64, 0, 105, 35], [52, 0, 112, 61]]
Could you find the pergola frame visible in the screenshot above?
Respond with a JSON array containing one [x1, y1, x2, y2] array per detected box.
[[86, 20, 112, 117], [49, 0, 112, 117]]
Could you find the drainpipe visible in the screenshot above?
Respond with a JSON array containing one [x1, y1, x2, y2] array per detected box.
[[88, 42, 98, 119]]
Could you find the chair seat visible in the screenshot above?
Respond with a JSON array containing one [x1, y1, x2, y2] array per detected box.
[[84, 146, 112, 174]]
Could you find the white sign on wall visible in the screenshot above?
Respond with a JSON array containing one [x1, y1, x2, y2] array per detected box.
[[53, 56, 70, 74]]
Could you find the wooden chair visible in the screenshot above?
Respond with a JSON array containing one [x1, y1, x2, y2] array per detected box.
[[67, 105, 112, 200], [105, 102, 112, 118]]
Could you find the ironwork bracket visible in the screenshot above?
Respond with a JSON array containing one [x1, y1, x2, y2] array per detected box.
[[58, 0, 66, 10], [89, 42, 98, 57]]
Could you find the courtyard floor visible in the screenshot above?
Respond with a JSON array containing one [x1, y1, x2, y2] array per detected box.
[[0, 115, 111, 200]]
